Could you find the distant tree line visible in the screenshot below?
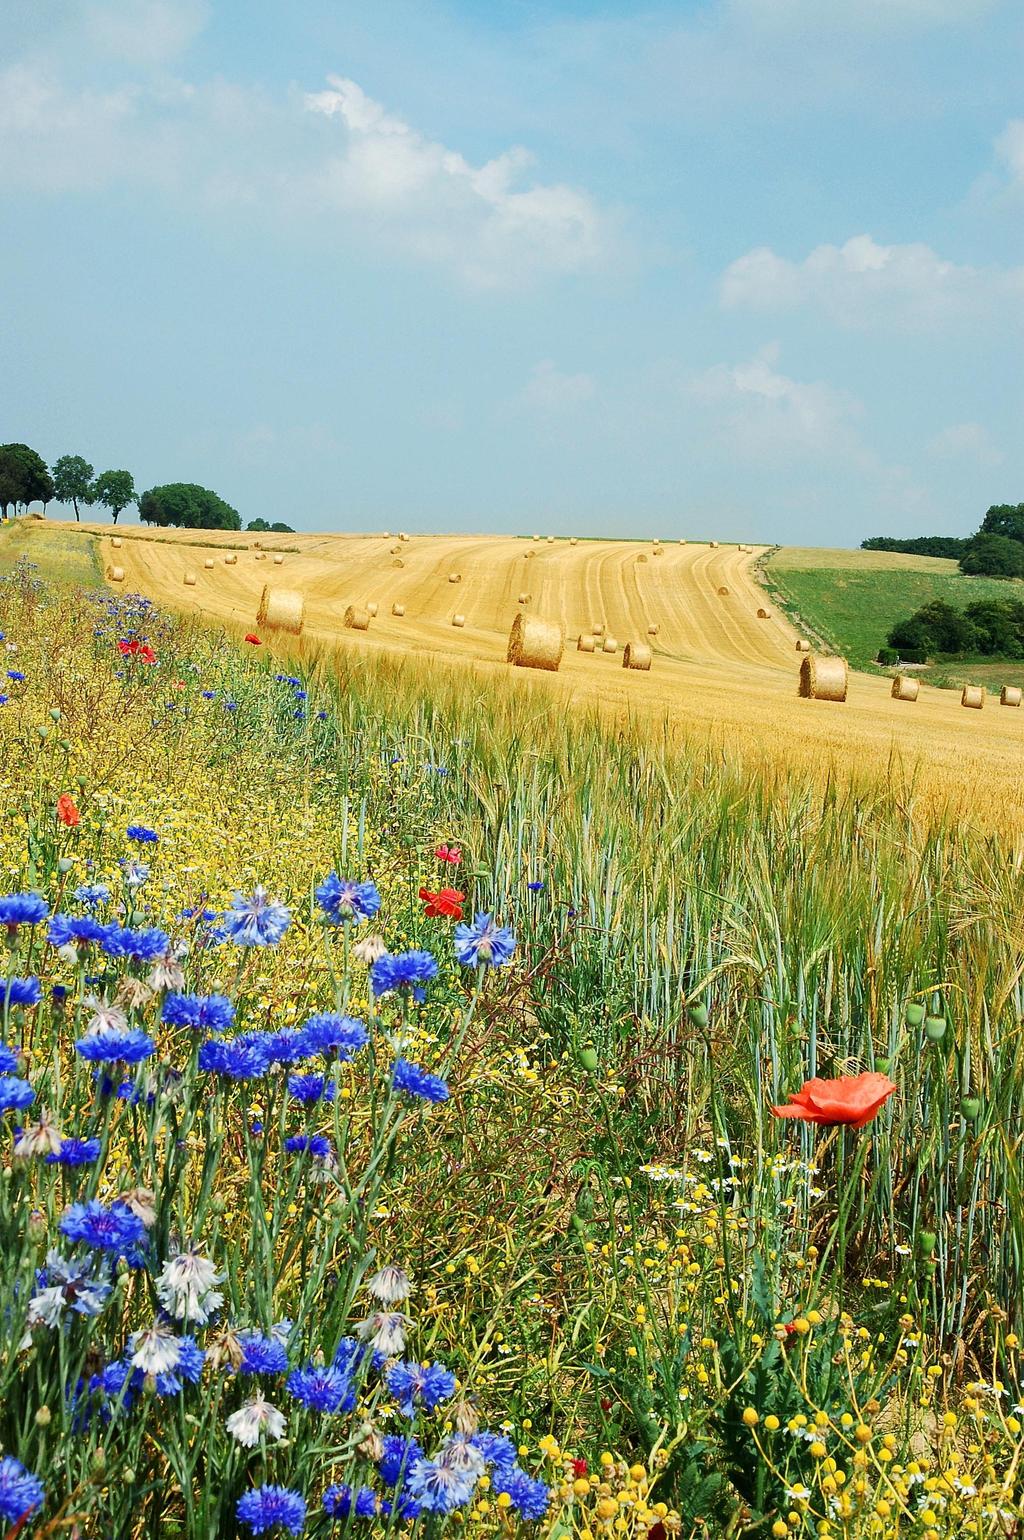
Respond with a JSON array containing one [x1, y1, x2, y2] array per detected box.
[[0, 441, 293, 533], [863, 504, 1024, 577], [886, 597, 1024, 662]]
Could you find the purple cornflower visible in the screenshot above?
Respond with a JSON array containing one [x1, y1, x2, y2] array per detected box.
[[236, 1486, 306, 1536], [239, 1334, 290, 1376], [298, 1014, 368, 1060], [100, 925, 170, 962], [378, 1435, 425, 1487], [315, 874, 381, 925], [453, 914, 517, 969], [391, 1058, 448, 1104], [0, 1044, 16, 1074], [220, 888, 291, 947], [370, 950, 438, 1001], [492, 1467, 551, 1520], [162, 993, 235, 1032], [47, 914, 109, 950]]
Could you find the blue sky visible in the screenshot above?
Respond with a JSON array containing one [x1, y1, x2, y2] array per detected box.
[[2, 0, 1021, 543]]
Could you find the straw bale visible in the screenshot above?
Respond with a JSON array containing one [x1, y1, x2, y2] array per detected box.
[[652, 545, 663, 557], [507, 612, 564, 672], [448, 572, 461, 583], [547, 536, 555, 543], [795, 639, 811, 652], [569, 537, 578, 545], [961, 685, 984, 710], [577, 633, 596, 652], [254, 553, 267, 561], [366, 602, 379, 617], [602, 636, 618, 654], [110, 537, 122, 548], [390, 545, 401, 555], [798, 655, 848, 702], [344, 605, 371, 631], [623, 642, 652, 671], [273, 554, 284, 565], [382, 531, 391, 538], [452, 613, 466, 627], [392, 603, 405, 616], [107, 565, 125, 582], [518, 592, 530, 604], [204, 558, 215, 569], [592, 623, 605, 636], [717, 585, 730, 596], [756, 607, 770, 619], [224, 553, 237, 565], [637, 553, 648, 563], [1000, 685, 1022, 707], [710, 540, 719, 548], [183, 571, 197, 587], [399, 532, 409, 541], [532, 534, 540, 542], [392, 558, 405, 569], [257, 586, 305, 635], [891, 675, 919, 702], [647, 624, 659, 636]]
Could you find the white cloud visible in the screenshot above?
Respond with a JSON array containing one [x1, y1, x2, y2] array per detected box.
[[521, 360, 596, 412], [995, 119, 1024, 186], [720, 234, 1024, 328], [303, 77, 608, 287], [689, 346, 862, 459], [84, 0, 208, 64], [927, 422, 1003, 467]]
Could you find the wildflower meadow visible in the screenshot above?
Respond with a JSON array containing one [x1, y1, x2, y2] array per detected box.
[[3, 555, 1024, 1539]]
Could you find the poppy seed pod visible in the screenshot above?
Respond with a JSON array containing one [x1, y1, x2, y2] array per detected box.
[[905, 1002, 926, 1027], [688, 1002, 709, 1029], [578, 1046, 599, 1072], [960, 1097, 982, 1122], [924, 1016, 947, 1042]]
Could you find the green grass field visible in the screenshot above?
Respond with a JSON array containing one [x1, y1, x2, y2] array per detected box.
[[765, 544, 1024, 684], [0, 515, 102, 586]]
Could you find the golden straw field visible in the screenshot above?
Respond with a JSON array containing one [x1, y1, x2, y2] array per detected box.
[[34, 521, 1024, 826]]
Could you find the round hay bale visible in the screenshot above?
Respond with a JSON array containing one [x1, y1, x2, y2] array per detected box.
[[592, 623, 605, 637], [962, 685, 984, 710], [623, 642, 652, 671], [717, 586, 730, 596], [183, 571, 198, 587], [257, 586, 305, 635], [891, 675, 919, 702], [518, 592, 530, 604], [224, 553, 238, 565], [569, 537, 578, 546], [254, 552, 267, 561], [652, 545, 663, 557], [399, 532, 409, 542], [273, 554, 284, 565], [507, 613, 564, 672], [577, 633, 596, 652], [547, 536, 555, 543], [710, 540, 719, 549], [392, 602, 405, 617], [1000, 685, 1022, 707], [637, 553, 648, 564], [448, 572, 461, 584], [111, 537, 122, 549], [366, 602, 379, 618], [532, 535, 540, 542], [798, 655, 848, 702], [452, 613, 466, 628], [107, 565, 125, 583], [204, 558, 215, 569], [796, 639, 811, 652], [382, 530, 391, 538], [392, 558, 405, 569], [647, 624, 659, 636], [390, 545, 401, 555], [756, 607, 770, 619], [602, 636, 618, 655], [344, 605, 371, 631]]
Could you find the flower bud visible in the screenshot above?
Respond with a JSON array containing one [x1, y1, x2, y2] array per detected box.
[[905, 1002, 926, 1027], [918, 1230, 937, 1256], [960, 1097, 982, 1122], [687, 1002, 709, 1029], [578, 1046, 599, 1073], [35, 1406, 51, 1427], [924, 1016, 946, 1042], [57, 857, 74, 873]]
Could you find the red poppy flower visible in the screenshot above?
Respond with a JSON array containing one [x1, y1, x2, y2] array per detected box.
[[771, 1071, 896, 1129], [245, 634, 262, 645], [173, 680, 185, 689], [119, 639, 157, 664], [419, 886, 465, 920], [571, 1459, 588, 1478], [56, 794, 80, 828], [435, 844, 462, 865]]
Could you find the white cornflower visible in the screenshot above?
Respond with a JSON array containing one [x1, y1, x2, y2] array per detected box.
[[226, 1394, 287, 1448], [84, 995, 128, 1036], [353, 933, 388, 965], [356, 1311, 411, 1355], [156, 1246, 225, 1324], [130, 1322, 183, 1375], [367, 1265, 413, 1305], [148, 949, 186, 991], [14, 1109, 63, 1159], [119, 1187, 157, 1227]]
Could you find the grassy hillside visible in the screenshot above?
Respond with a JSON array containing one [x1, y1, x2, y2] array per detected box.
[[765, 544, 1024, 683], [0, 515, 102, 586]]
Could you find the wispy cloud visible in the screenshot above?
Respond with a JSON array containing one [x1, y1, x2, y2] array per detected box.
[[520, 360, 596, 412], [926, 422, 1003, 467], [689, 345, 862, 459]]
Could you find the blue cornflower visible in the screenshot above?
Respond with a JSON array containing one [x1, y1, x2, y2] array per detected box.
[[60, 1199, 146, 1257], [322, 1485, 377, 1519], [0, 893, 48, 929], [283, 1134, 332, 1159], [201, 690, 215, 699], [314, 874, 381, 925], [238, 1333, 289, 1376], [379, 1435, 425, 1487], [74, 883, 110, 908], [527, 881, 545, 892], [264, 1029, 308, 1064], [0, 1076, 35, 1114], [126, 824, 158, 844], [47, 1137, 102, 1166], [30, 1250, 112, 1322], [237, 1486, 306, 1536], [0, 1044, 16, 1074], [287, 1074, 335, 1104], [370, 950, 438, 1001], [162, 993, 235, 1033], [286, 1363, 355, 1413], [472, 1432, 518, 1472], [492, 1468, 551, 1520], [317, 710, 328, 721], [453, 914, 517, 969], [198, 1035, 271, 1081], [121, 859, 151, 888], [386, 1361, 456, 1417], [298, 1014, 368, 1060], [391, 1058, 449, 1104], [293, 689, 307, 701], [0, 695, 7, 706], [405, 1458, 473, 1513], [100, 925, 170, 961], [224, 700, 238, 712], [0, 1454, 45, 1524], [220, 887, 291, 947], [7, 670, 25, 683], [47, 914, 109, 950], [75, 1027, 155, 1065], [0, 977, 42, 1007]]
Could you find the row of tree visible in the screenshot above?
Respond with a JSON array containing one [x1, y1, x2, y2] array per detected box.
[[0, 442, 292, 533], [863, 504, 1024, 577], [887, 596, 1024, 660]]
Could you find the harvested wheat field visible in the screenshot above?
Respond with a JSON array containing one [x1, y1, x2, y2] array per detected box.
[[47, 522, 1024, 826]]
